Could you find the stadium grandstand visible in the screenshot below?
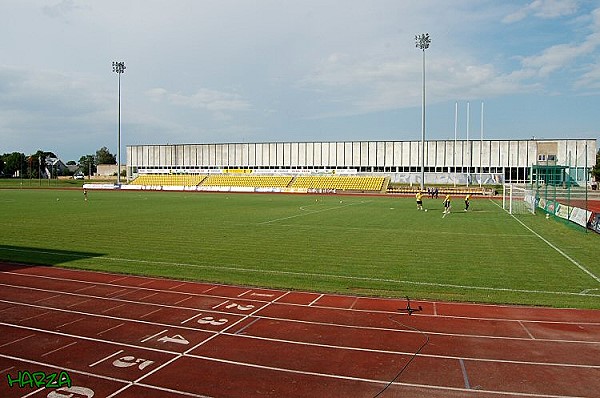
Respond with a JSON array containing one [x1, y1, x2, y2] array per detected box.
[[125, 138, 596, 193]]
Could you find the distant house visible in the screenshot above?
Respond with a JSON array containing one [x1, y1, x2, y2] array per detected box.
[[45, 157, 68, 177]]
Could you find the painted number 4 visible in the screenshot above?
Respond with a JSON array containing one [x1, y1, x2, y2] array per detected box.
[[113, 356, 154, 370], [157, 334, 189, 345]]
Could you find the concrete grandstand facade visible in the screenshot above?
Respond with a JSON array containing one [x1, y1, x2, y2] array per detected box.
[[127, 138, 596, 186]]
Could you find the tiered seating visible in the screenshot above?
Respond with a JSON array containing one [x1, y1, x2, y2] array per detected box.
[[387, 185, 491, 196], [290, 176, 385, 191], [130, 174, 206, 186], [201, 175, 293, 188]]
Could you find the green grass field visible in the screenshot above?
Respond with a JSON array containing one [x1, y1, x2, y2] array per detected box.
[[1, 187, 599, 308]]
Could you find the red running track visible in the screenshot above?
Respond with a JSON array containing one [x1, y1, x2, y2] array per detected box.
[[0, 262, 598, 398]]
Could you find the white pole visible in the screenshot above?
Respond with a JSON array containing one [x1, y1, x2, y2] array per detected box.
[[480, 101, 484, 187], [466, 101, 470, 187], [454, 101, 458, 187], [509, 184, 513, 215]]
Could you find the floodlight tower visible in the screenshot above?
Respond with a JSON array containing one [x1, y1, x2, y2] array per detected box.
[[415, 33, 430, 190], [112, 61, 126, 186]]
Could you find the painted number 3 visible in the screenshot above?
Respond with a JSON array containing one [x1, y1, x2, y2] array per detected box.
[[112, 356, 154, 370]]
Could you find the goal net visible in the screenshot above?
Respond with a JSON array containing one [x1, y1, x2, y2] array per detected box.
[[502, 184, 536, 215]]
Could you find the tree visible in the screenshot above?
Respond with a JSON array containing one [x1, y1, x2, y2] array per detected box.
[[592, 148, 600, 182], [78, 155, 96, 176], [0, 152, 26, 177], [96, 146, 116, 165]]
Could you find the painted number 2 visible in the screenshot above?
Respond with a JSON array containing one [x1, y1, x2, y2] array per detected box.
[[112, 356, 154, 370]]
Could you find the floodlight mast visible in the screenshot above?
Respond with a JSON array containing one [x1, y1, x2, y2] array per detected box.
[[415, 33, 430, 191], [112, 61, 126, 186]]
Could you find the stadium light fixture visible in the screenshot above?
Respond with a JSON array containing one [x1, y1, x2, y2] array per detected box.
[[415, 33, 430, 190], [112, 61, 126, 186]]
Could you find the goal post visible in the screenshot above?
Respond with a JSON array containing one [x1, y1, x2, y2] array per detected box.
[[502, 184, 536, 215]]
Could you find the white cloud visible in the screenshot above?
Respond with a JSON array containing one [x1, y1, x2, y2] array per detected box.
[[146, 87, 251, 113], [503, 0, 579, 23]]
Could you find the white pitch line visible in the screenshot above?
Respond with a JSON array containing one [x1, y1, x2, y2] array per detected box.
[[493, 199, 600, 283], [79, 257, 600, 299], [258, 201, 370, 225]]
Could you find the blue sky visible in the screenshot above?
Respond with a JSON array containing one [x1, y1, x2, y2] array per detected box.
[[1, 0, 599, 162]]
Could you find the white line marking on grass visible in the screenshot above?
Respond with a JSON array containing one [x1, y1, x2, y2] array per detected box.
[[89, 256, 600, 299], [492, 199, 600, 284], [258, 201, 370, 224]]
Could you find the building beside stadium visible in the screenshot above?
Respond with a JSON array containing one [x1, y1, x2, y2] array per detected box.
[[127, 138, 596, 187]]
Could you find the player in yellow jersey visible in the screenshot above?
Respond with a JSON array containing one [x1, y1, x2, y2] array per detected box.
[[416, 191, 423, 210], [464, 194, 471, 211], [442, 194, 451, 217]]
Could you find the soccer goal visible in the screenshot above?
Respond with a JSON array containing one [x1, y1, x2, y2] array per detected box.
[[502, 184, 536, 215]]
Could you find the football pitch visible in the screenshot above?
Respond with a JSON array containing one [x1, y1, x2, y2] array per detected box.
[[1, 188, 599, 309]]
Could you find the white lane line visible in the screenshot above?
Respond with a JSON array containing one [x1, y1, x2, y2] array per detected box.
[[138, 292, 160, 300], [234, 317, 262, 335], [89, 349, 124, 368], [19, 311, 50, 322], [67, 298, 92, 308], [0, 334, 35, 348], [173, 296, 192, 305], [97, 322, 125, 336], [180, 313, 203, 325], [107, 288, 129, 297], [34, 294, 60, 303], [519, 321, 536, 340], [459, 358, 471, 389], [140, 308, 163, 319], [212, 300, 229, 310], [101, 303, 127, 313], [140, 329, 168, 343], [308, 294, 324, 306], [168, 282, 187, 290], [55, 317, 85, 329], [74, 285, 96, 293], [41, 341, 78, 357]]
